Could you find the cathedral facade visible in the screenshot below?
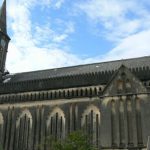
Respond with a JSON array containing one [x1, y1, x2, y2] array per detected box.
[[0, 0, 150, 150]]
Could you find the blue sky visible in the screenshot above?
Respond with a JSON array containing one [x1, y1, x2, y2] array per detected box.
[[1, 0, 150, 73]]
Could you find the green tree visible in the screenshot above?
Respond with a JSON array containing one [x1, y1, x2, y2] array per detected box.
[[0, 144, 3, 150], [38, 131, 98, 150]]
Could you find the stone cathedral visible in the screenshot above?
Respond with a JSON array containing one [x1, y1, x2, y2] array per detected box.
[[0, 1, 150, 150]]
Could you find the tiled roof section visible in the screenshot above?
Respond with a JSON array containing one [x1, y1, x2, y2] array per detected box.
[[6, 56, 150, 83], [0, 56, 150, 94]]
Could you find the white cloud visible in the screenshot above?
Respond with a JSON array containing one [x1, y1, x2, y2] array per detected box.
[[6, 0, 79, 73], [103, 30, 150, 61], [74, 0, 150, 63], [54, 0, 65, 9], [82, 29, 150, 64], [5, 0, 150, 74], [76, 0, 150, 41], [33, 21, 74, 45], [7, 43, 82, 73], [37, 0, 64, 9]]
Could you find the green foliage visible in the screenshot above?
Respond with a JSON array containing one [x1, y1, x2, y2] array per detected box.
[[0, 144, 3, 150], [38, 131, 98, 150], [37, 135, 56, 150]]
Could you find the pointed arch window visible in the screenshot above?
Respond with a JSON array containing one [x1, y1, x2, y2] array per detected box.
[[46, 108, 65, 140], [125, 79, 132, 93], [81, 105, 100, 147], [117, 79, 123, 93], [15, 110, 32, 150]]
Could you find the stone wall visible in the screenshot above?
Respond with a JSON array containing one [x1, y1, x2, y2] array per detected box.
[[0, 94, 149, 150]]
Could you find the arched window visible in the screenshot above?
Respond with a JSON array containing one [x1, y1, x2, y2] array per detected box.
[[125, 79, 132, 93], [81, 105, 100, 147], [46, 107, 65, 140], [15, 110, 32, 150], [126, 79, 131, 89], [117, 79, 123, 92]]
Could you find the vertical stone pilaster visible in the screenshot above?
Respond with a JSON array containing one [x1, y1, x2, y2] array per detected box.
[[18, 117, 23, 150], [9, 107, 15, 150], [96, 114, 99, 147], [75, 104, 78, 130], [20, 115, 26, 150], [72, 104, 75, 131], [14, 118, 20, 150], [53, 114, 56, 139], [67, 106, 70, 134], [24, 117, 28, 149], [35, 107, 40, 149], [39, 108, 42, 145], [87, 113, 90, 137], [44, 120, 47, 150], [40, 107, 44, 150], [55, 112, 58, 139], [33, 112, 36, 150], [28, 118, 32, 150], [91, 110, 93, 144], [57, 115, 60, 140], [3, 108, 8, 149], [50, 117, 53, 136], [136, 98, 143, 147], [12, 121, 16, 150], [5, 107, 11, 150], [111, 100, 117, 147], [119, 98, 125, 147], [127, 98, 133, 147], [70, 103, 77, 131], [85, 115, 88, 134], [0, 123, 3, 148], [59, 116, 62, 140], [0, 113, 3, 148], [69, 104, 73, 132], [62, 116, 65, 139]]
